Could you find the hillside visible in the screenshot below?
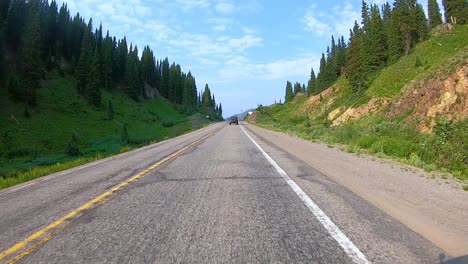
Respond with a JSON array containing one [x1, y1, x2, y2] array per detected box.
[[248, 25, 468, 181], [0, 73, 214, 188], [0, 0, 225, 189]]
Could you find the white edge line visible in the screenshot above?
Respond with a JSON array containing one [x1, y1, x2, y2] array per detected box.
[[240, 125, 370, 264]]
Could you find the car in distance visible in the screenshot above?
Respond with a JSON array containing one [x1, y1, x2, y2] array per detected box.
[[229, 116, 239, 125]]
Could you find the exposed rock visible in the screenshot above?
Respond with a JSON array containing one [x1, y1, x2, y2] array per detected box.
[[328, 107, 344, 121], [332, 98, 390, 126], [144, 82, 160, 99], [388, 64, 468, 133]]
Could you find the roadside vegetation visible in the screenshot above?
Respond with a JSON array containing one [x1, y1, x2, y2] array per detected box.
[[0, 0, 224, 189], [250, 0, 467, 181], [0, 74, 215, 189]]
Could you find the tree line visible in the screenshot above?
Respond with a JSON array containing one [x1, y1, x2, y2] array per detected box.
[[0, 0, 222, 119], [285, 0, 467, 102]]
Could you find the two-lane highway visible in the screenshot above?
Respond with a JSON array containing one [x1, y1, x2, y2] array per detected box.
[[0, 123, 447, 263]]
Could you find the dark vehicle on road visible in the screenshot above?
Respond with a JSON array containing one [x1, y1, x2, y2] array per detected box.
[[229, 116, 239, 125]]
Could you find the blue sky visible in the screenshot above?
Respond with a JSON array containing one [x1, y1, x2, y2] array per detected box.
[[54, 0, 441, 117]]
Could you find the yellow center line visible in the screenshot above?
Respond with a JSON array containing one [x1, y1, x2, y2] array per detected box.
[[0, 129, 218, 263]]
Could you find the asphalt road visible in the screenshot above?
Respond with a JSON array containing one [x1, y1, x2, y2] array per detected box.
[[0, 123, 454, 263]]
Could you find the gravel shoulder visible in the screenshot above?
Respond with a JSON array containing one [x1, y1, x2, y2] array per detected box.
[[245, 122, 468, 257]]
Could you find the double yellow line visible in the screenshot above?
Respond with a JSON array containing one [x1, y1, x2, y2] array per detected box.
[[0, 130, 217, 263]]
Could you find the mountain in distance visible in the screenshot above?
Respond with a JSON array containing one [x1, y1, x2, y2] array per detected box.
[[226, 109, 255, 121]]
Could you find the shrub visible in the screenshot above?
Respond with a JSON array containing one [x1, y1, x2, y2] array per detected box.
[[121, 125, 129, 144], [65, 134, 80, 156], [162, 120, 175, 127]]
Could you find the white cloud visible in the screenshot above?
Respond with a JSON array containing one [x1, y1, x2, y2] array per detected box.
[[206, 17, 234, 32], [219, 54, 320, 81], [215, 2, 235, 14], [175, 0, 211, 11], [302, 4, 331, 35], [303, 1, 360, 38]]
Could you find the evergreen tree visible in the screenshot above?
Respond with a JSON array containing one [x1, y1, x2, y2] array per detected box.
[[334, 36, 347, 76], [125, 44, 140, 101], [6, 0, 27, 53], [0, 0, 10, 24], [293, 82, 302, 95], [361, 0, 371, 31], [56, 3, 69, 59], [307, 68, 317, 96], [102, 31, 114, 90], [428, 0, 443, 28], [443, 0, 468, 24], [107, 100, 114, 120], [15, 11, 43, 105], [387, 13, 404, 63], [392, 0, 419, 55], [202, 84, 212, 107], [76, 19, 92, 95], [317, 53, 327, 91], [45, 0, 58, 62], [116, 37, 128, 82], [218, 103, 223, 118], [365, 4, 387, 72], [415, 3, 429, 41], [285, 81, 293, 103], [141, 45, 156, 86], [87, 51, 102, 106], [161, 57, 170, 98], [345, 21, 367, 92]]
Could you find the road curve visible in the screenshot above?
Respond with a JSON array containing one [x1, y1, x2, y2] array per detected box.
[[0, 123, 450, 263]]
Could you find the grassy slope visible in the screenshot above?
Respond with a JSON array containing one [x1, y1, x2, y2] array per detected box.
[[252, 25, 468, 181], [0, 74, 210, 188]]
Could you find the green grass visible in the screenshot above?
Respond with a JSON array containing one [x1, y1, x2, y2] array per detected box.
[[251, 25, 468, 181], [0, 74, 211, 189], [368, 25, 468, 97]]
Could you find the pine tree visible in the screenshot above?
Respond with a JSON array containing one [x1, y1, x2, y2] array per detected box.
[[56, 3, 69, 59], [387, 13, 404, 63], [45, 0, 58, 62], [76, 19, 93, 95], [365, 4, 387, 72], [116, 37, 128, 82], [285, 81, 293, 103], [317, 53, 327, 91], [415, 3, 429, 41], [125, 45, 140, 101], [443, 0, 468, 24], [0, 0, 10, 24], [161, 57, 170, 98], [102, 31, 114, 90], [361, 0, 371, 31], [218, 103, 223, 118], [334, 36, 347, 76], [141, 46, 156, 86], [293, 82, 302, 95], [392, 0, 419, 55], [345, 21, 367, 92], [202, 84, 212, 107], [6, 0, 27, 53], [307, 68, 317, 96], [86, 51, 102, 106], [107, 100, 114, 120], [17, 11, 43, 106], [428, 0, 443, 28]]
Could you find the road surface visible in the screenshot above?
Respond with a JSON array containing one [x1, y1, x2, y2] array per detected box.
[[0, 123, 461, 263]]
